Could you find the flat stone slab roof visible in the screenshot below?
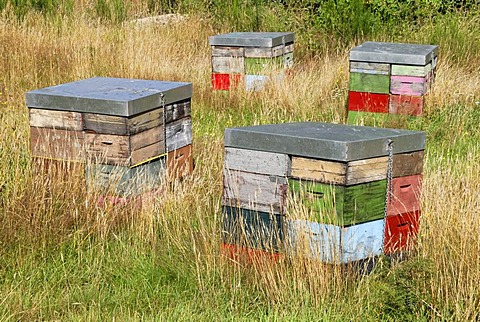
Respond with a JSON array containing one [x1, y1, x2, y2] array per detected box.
[[209, 32, 295, 47], [26, 77, 192, 117], [224, 122, 426, 162], [350, 41, 439, 65]]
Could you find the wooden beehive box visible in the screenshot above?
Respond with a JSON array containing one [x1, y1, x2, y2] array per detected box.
[[348, 42, 438, 126], [222, 122, 426, 263], [26, 77, 193, 198], [209, 32, 294, 91]]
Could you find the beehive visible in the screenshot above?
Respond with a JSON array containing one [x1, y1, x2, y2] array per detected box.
[[27, 77, 193, 199], [348, 42, 438, 125], [209, 32, 294, 91], [222, 122, 425, 263]]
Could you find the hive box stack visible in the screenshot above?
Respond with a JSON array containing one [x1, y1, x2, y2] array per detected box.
[[222, 122, 425, 263], [27, 77, 193, 201], [348, 41, 438, 125], [209, 32, 294, 91]]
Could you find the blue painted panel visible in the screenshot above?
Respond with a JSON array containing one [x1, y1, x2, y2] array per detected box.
[[340, 219, 385, 263], [287, 218, 385, 263], [286, 220, 340, 263], [245, 75, 268, 91]]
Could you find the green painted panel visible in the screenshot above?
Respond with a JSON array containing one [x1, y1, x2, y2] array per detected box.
[[391, 63, 431, 77], [343, 179, 386, 225], [347, 111, 421, 128], [349, 73, 390, 94], [245, 56, 283, 75], [289, 179, 344, 225], [289, 179, 386, 226]]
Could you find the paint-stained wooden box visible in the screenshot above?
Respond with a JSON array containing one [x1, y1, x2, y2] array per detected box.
[[209, 32, 294, 91], [26, 77, 193, 198], [222, 122, 426, 262], [348, 41, 438, 123]]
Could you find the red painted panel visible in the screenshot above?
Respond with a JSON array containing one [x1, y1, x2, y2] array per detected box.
[[220, 243, 282, 264], [387, 174, 422, 215], [389, 94, 424, 116], [212, 73, 242, 90], [212, 73, 230, 90], [348, 91, 389, 113], [384, 211, 420, 254]]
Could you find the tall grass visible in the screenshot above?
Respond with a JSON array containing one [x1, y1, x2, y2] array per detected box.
[[1, 3, 480, 320]]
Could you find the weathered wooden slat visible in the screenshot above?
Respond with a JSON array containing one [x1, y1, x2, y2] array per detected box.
[[165, 117, 192, 152], [284, 52, 294, 68], [212, 56, 244, 73], [245, 46, 275, 58], [167, 144, 193, 178], [348, 91, 389, 113], [224, 147, 290, 177], [284, 43, 294, 54], [291, 157, 346, 184], [223, 169, 287, 214], [389, 94, 424, 116], [86, 156, 166, 196], [130, 126, 164, 152], [127, 108, 164, 135], [390, 75, 428, 95], [288, 179, 387, 226], [83, 114, 127, 135], [391, 63, 432, 77], [384, 210, 420, 254], [85, 132, 130, 165], [349, 73, 390, 94], [29, 108, 83, 131], [130, 142, 165, 166], [30, 127, 85, 161], [244, 42, 294, 58], [85, 125, 165, 166], [291, 156, 387, 185], [350, 62, 390, 75], [83, 108, 163, 135], [222, 206, 285, 252], [164, 99, 191, 124], [211, 46, 245, 57], [347, 157, 388, 184], [392, 150, 424, 177], [387, 174, 422, 215]]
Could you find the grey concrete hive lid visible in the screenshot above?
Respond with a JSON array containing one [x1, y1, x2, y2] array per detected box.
[[26, 77, 193, 117], [209, 32, 295, 47], [350, 41, 439, 65], [224, 122, 426, 162]]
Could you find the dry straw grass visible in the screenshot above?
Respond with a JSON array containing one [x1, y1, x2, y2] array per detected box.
[[1, 8, 480, 320]]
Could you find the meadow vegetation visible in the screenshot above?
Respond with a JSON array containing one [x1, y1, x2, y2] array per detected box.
[[0, 0, 480, 320]]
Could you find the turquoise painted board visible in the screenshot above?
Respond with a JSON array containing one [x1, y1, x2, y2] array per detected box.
[[222, 206, 285, 252]]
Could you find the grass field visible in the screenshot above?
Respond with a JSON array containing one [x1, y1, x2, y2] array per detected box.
[[1, 2, 480, 320]]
